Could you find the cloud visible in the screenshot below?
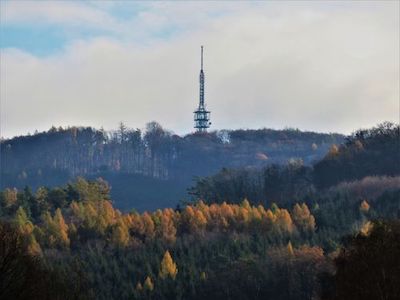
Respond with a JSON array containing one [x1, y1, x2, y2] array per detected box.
[[1, 1, 399, 138], [1, 1, 241, 40], [2, 1, 119, 30]]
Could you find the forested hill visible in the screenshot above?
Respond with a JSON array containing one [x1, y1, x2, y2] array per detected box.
[[314, 121, 400, 187], [0, 122, 343, 211], [189, 122, 400, 208], [0, 123, 399, 300]]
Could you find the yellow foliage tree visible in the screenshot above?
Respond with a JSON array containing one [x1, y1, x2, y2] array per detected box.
[[159, 213, 176, 244], [14, 207, 42, 255], [241, 199, 251, 210], [238, 206, 250, 225], [292, 203, 316, 233], [360, 221, 373, 236], [275, 209, 294, 233], [142, 212, 155, 240], [111, 220, 130, 247], [3, 188, 18, 208], [97, 200, 117, 233], [183, 206, 207, 235], [14, 207, 33, 234], [194, 210, 207, 230], [53, 208, 70, 247], [143, 276, 154, 291], [83, 202, 97, 229], [287, 241, 294, 256], [328, 144, 339, 157], [196, 200, 210, 219], [130, 213, 145, 236], [27, 234, 42, 256], [251, 207, 262, 221], [136, 282, 143, 291], [42, 209, 70, 248], [70, 201, 84, 220], [159, 250, 178, 280], [360, 200, 370, 214]]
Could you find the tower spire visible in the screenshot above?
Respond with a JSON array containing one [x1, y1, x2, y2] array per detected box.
[[201, 45, 203, 70], [199, 46, 205, 108], [194, 46, 211, 132]]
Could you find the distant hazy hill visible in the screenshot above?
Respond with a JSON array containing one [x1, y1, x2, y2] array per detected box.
[[1, 122, 343, 211]]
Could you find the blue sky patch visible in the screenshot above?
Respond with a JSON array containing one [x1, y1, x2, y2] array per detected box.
[[1, 25, 67, 56]]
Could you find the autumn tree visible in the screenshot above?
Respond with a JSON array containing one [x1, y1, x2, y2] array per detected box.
[[159, 250, 178, 280], [136, 282, 143, 292], [53, 208, 70, 247], [328, 144, 339, 157], [256, 211, 269, 236], [292, 203, 316, 234], [142, 212, 155, 241], [158, 211, 177, 244], [287, 241, 294, 256], [42, 208, 70, 248], [274, 207, 294, 234], [111, 220, 129, 247], [4, 188, 17, 206], [14, 207, 32, 234], [143, 276, 154, 291], [13, 207, 41, 255], [359, 200, 370, 214], [182, 206, 207, 235]]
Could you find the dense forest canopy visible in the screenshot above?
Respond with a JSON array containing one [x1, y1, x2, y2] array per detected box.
[[0, 176, 399, 299], [1, 122, 343, 211]]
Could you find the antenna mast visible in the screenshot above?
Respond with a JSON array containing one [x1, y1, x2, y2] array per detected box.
[[194, 46, 211, 132], [201, 45, 203, 70]]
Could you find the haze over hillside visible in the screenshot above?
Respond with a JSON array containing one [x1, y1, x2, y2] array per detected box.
[[1, 123, 344, 211]]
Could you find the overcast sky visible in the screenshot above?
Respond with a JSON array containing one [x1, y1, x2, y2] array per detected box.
[[1, 1, 399, 138]]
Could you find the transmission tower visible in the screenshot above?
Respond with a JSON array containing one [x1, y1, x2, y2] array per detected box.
[[194, 46, 211, 132]]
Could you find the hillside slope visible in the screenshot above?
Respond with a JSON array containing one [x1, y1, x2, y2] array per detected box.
[[190, 123, 400, 208], [1, 123, 343, 211]]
